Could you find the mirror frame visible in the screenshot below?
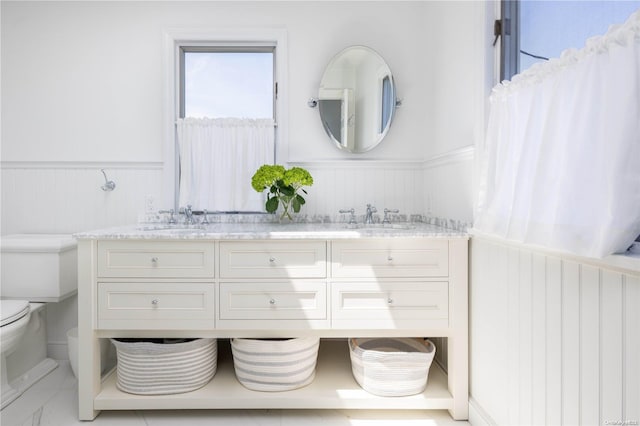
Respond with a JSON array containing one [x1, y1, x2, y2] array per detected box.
[[317, 45, 397, 154]]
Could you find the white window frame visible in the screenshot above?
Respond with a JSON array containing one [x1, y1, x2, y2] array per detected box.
[[179, 46, 276, 120], [162, 28, 288, 210]]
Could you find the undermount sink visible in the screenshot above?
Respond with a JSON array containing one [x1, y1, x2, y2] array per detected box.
[[346, 223, 415, 231], [137, 225, 206, 233]]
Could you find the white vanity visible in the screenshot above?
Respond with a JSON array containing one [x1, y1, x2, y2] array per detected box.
[[76, 223, 468, 421]]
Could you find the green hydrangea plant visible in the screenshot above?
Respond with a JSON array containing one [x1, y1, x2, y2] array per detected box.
[[251, 165, 314, 220]]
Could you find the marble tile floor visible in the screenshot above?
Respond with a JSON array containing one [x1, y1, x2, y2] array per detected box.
[[1, 361, 469, 426]]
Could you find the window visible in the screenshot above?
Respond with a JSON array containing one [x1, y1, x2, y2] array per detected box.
[[175, 46, 277, 212], [180, 47, 275, 121], [162, 29, 287, 213], [499, 0, 640, 81]]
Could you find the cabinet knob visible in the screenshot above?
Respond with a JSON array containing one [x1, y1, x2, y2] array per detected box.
[[269, 298, 276, 305], [151, 299, 159, 306], [387, 255, 393, 262], [387, 298, 393, 304], [269, 257, 276, 263], [151, 257, 159, 264]]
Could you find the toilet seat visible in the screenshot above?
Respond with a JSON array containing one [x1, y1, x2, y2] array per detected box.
[[1, 300, 30, 327]]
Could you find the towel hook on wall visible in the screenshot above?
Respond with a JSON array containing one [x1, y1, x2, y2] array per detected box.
[[100, 169, 116, 192]]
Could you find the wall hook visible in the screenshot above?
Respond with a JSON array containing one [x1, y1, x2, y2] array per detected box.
[[100, 169, 116, 191]]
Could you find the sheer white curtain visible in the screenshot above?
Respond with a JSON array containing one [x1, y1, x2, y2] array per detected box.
[[176, 117, 274, 212], [474, 11, 640, 258]]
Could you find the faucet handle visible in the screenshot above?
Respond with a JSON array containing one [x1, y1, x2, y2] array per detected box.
[[382, 208, 400, 224], [201, 209, 210, 225], [158, 209, 177, 224], [339, 208, 357, 224]]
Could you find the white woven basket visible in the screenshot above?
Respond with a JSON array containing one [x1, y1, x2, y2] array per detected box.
[[349, 337, 436, 397], [111, 338, 217, 395], [231, 337, 320, 392]]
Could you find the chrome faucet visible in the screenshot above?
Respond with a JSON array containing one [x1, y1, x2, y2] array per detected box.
[[364, 204, 377, 225], [180, 205, 196, 225]]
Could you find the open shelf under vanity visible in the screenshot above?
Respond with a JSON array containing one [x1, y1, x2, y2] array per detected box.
[[96, 339, 453, 411]]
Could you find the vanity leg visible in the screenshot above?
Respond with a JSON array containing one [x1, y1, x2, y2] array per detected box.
[[78, 240, 100, 421], [78, 334, 101, 420], [447, 239, 469, 420], [447, 335, 469, 420]]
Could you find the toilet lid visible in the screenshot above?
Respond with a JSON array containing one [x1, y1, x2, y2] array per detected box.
[[1, 300, 30, 327]]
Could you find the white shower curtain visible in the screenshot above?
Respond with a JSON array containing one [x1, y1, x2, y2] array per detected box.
[[176, 117, 274, 212], [474, 11, 640, 258]]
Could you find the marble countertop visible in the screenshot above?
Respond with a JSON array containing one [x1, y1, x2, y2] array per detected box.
[[74, 222, 469, 240]]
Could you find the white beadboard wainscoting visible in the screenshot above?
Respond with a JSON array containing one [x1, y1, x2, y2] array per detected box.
[[2, 161, 429, 234], [1, 162, 164, 235], [288, 161, 425, 219], [2, 153, 474, 236], [291, 146, 475, 223], [470, 236, 640, 426]]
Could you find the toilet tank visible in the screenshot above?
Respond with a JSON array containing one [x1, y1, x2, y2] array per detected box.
[[1, 234, 77, 302]]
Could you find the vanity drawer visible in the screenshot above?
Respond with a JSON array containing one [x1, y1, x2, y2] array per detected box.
[[97, 241, 215, 278], [331, 281, 449, 328], [219, 241, 326, 279], [331, 239, 448, 278], [219, 281, 326, 320], [97, 282, 215, 330]]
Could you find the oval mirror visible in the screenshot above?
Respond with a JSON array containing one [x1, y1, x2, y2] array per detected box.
[[317, 46, 396, 153]]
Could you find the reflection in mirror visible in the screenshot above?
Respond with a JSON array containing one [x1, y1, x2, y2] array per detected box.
[[318, 46, 396, 153]]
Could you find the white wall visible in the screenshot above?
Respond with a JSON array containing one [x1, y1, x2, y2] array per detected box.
[[421, 0, 494, 226], [1, 1, 434, 233], [427, 1, 488, 158], [4, 0, 501, 229], [470, 237, 640, 426], [0, 0, 443, 359]]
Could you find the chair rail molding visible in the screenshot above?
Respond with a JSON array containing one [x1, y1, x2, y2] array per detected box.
[[288, 160, 424, 170], [0, 161, 163, 170], [423, 145, 474, 170]]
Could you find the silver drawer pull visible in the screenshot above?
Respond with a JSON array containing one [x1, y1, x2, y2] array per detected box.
[[151, 257, 159, 264], [387, 298, 393, 304], [269, 298, 276, 305], [387, 255, 393, 261], [269, 257, 276, 263], [151, 299, 159, 306]]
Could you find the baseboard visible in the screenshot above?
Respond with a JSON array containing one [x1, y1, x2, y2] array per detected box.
[[468, 397, 496, 426], [2, 358, 58, 409]]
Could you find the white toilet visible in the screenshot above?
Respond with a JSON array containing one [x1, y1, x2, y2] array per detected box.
[[1, 300, 32, 407], [0, 234, 77, 409]]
